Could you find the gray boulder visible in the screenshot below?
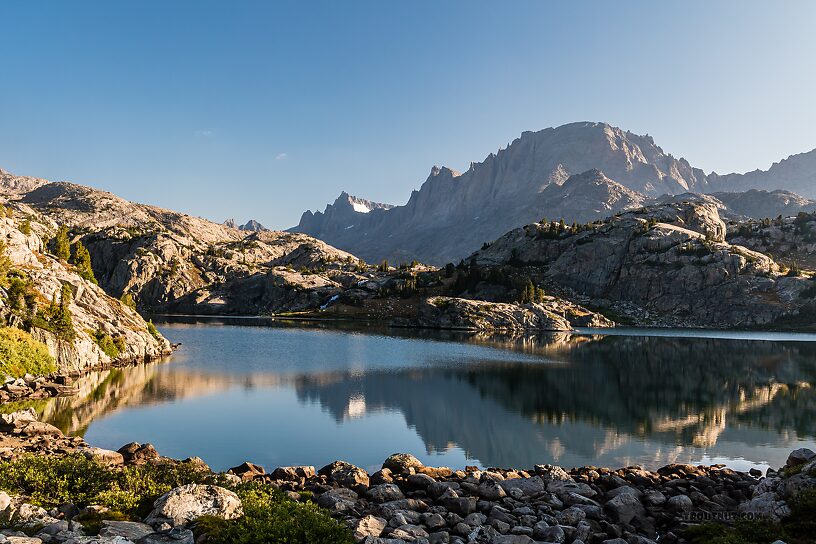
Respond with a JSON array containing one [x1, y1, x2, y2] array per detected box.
[[144, 485, 242, 528]]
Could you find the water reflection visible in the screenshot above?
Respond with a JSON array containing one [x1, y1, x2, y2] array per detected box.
[[14, 320, 816, 473]]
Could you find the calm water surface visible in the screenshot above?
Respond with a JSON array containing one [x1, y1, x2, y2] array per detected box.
[[29, 318, 816, 474]]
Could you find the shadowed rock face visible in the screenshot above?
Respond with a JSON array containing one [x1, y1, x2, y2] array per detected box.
[[292, 122, 709, 264], [707, 148, 816, 199], [471, 201, 816, 327], [711, 189, 816, 219], [292, 122, 816, 265]]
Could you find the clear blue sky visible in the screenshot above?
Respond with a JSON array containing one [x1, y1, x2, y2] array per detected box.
[[1, 1, 814, 229]]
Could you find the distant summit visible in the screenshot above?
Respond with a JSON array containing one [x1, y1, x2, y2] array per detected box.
[[223, 218, 268, 232], [292, 191, 394, 241], [291, 121, 816, 265]]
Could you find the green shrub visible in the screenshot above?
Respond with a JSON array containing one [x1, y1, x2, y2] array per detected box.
[[0, 454, 213, 518], [120, 293, 137, 310], [0, 327, 56, 377], [194, 481, 354, 544], [91, 329, 125, 359], [147, 320, 160, 340], [0, 455, 354, 544], [19, 219, 32, 236], [685, 488, 816, 544]]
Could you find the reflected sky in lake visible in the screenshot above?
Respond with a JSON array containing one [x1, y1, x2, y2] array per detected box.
[[24, 318, 816, 473]]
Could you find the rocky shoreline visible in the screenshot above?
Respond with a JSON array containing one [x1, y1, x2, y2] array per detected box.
[[0, 348, 177, 404], [1, 410, 814, 544]]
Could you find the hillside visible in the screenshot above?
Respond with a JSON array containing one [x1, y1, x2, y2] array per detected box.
[[2, 177, 362, 316], [469, 200, 815, 327], [0, 193, 170, 374]]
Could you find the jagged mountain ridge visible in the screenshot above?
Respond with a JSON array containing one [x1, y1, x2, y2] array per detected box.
[[223, 218, 268, 232], [292, 121, 816, 265]]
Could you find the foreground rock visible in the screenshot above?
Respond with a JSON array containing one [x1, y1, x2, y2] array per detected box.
[[2, 411, 815, 544], [144, 485, 242, 528]]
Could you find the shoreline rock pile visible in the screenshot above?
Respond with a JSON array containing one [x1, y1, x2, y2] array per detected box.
[[1, 411, 815, 544]]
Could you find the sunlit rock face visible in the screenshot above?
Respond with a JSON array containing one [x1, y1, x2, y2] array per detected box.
[[0, 172, 360, 316], [0, 195, 170, 372]]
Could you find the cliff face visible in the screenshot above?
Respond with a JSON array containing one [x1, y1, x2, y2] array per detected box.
[[291, 122, 710, 264], [471, 201, 812, 327], [707, 149, 816, 198], [292, 122, 816, 265], [0, 197, 171, 373]]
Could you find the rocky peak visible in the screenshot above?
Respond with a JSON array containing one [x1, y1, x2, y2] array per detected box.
[[0, 167, 49, 195], [290, 121, 711, 264], [239, 219, 267, 232]]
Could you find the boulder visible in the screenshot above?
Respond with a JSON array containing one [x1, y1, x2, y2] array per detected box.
[[144, 485, 242, 528], [367, 483, 405, 503], [136, 529, 194, 544], [228, 462, 266, 481], [739, 492, 791, 522], [117, 443, 160, 465], [604, 492, 646, 524], [382, 453, 424, 474], [316, 488, 358, 513], [81, 448, 125, 467], [99, 521, 154, 541], [270, 465, 315, 481], [353, 515, 387, 540], [786, 448, 816, 467], [319, 461, 370, 487]]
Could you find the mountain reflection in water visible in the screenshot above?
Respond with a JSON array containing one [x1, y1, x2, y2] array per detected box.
[[15, 318, 816, 473]]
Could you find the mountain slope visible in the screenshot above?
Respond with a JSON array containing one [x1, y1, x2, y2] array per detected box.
[[2, 170, 363, 316], [292, 121, 816, 265], [707, 149, 816, 198], [470, 200, 813, 327], [291, 122, 709, 264], [0, 195, 171, 373]]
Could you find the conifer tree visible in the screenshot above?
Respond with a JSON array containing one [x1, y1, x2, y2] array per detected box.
[[53, 225, 71, 261], [70, 241, 97, 284]]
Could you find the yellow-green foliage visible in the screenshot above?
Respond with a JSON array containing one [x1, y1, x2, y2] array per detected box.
[[147, 320, 160, 340], [0, 327, 56, 377], [70, 241, 97, 284], [194, 481, 355, 544], [0, 455, 355, 543], [120, 293, 137, 310], [91, 329, 125, 359], [0, 453, 214, 518]]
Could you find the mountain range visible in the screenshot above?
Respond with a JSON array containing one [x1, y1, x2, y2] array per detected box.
[[291, 121, 816, 264]]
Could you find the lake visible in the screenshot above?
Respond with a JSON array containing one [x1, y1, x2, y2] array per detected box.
[[28, 317, 816, 475]]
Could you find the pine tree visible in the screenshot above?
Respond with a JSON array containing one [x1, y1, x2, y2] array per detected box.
[[0, 241, 11, 286], [20, 219, 31, 236], [70, 241, 97, 284], [50, 283, 74, 339], [53, 225, 71, 261], [523, 279, 535, 303]]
